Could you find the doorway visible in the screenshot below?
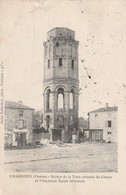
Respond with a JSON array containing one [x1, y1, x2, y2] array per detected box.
[[52, 129, 62, 141], [17, 133, 27, 146]]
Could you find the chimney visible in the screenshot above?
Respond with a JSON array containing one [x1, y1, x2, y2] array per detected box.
[[106, 103, 109, 108]]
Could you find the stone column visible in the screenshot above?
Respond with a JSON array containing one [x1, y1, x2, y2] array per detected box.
[[43, 92, 47, 128], [26, 132, 29, 143], [51, 91, 57, 128], [64, 90, 70, 129], [73, 92, 79, 130]]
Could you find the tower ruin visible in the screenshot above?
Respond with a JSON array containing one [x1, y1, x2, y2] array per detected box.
[[43, 27, 79, 142]]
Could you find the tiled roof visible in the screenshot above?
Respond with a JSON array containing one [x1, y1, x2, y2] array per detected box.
[[5, 101, 34, 110], [89, 106, 118, 113]]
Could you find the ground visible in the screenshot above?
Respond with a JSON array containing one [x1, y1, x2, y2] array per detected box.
[[4, 142, 117, 172]]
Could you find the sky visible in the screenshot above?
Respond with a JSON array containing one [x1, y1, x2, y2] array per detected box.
[[0, 0, 126, 118]]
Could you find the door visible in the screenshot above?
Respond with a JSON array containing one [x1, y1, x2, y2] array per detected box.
[[52, 129, 62, 141], [17, 133, 26, 146], [92, 131, 103, 141]]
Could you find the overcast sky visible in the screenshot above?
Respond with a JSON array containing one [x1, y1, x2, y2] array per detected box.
[[1, 0, 126, 118]]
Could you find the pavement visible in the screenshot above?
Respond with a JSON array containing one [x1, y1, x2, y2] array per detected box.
[[4, 142, 117, 172]]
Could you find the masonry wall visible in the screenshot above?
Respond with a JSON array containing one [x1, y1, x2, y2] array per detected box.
[[43, 28, 79, 142], [89, 111, 118, 142], [5, 108, 34, 143]]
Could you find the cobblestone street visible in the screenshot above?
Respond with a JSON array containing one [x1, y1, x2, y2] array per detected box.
[[4, 142, 117, 172]]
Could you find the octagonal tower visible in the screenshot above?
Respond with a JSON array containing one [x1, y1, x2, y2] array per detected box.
[[43, 27, 79, 142]]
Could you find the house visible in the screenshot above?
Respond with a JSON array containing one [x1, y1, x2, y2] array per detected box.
[[87, 104, 118, 142], [4, 100, 34, 147]]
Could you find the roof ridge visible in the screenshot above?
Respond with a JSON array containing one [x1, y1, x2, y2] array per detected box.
[[89, 106, 118, 113], [5, 100, 34, 110]]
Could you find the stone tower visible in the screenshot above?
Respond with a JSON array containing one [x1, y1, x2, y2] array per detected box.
[[43, 27, 79, 142]]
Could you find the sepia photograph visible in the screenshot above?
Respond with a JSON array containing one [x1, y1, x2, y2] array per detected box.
[[1, 0, 126, 175]]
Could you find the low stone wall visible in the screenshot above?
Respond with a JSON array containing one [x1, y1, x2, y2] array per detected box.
[[62, 130, 72, 143], [33, 132, 50, 144], [4, 134, 13, 147]]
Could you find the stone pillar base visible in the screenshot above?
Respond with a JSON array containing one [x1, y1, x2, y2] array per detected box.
[[62, 129, 72, 143]]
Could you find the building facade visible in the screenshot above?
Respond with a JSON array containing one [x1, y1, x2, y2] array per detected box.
[[4, 101, 34, 147], [88, 104, 118, 142], [43, 27, 79, 142]]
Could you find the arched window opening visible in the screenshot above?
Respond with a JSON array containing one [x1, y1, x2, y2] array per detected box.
[[56, 42, 59, 47], [57, 88, 64, 110], [46, 115, 50, 130], [70, 89, 74, 109], [48, 59, 50, 68], [57, 115, 64, 128], [72, 59, 74, 69], [59, 58, 62, 66], [58, 94, 63, 109], [46, 89, 51, 111]]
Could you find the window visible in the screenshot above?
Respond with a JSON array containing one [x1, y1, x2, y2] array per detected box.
[[72, 59, 74, 69], [48, 59, 50, 68], [57, 88, 64, 110], [59, 58, 62, 66], [108, 132, 112, 135], [95, 114, 97, 117], [56, 42, 59, 47], [19, 110, 23, 117], [108, 120, 112, 127]]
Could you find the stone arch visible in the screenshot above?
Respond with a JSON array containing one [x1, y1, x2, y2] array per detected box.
[[55, 85, 66, 92], [44, 86, 51, 93], [71, 86, 78, 93]]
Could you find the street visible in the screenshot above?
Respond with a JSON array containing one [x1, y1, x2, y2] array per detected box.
[[4, 142, 117, 172]]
